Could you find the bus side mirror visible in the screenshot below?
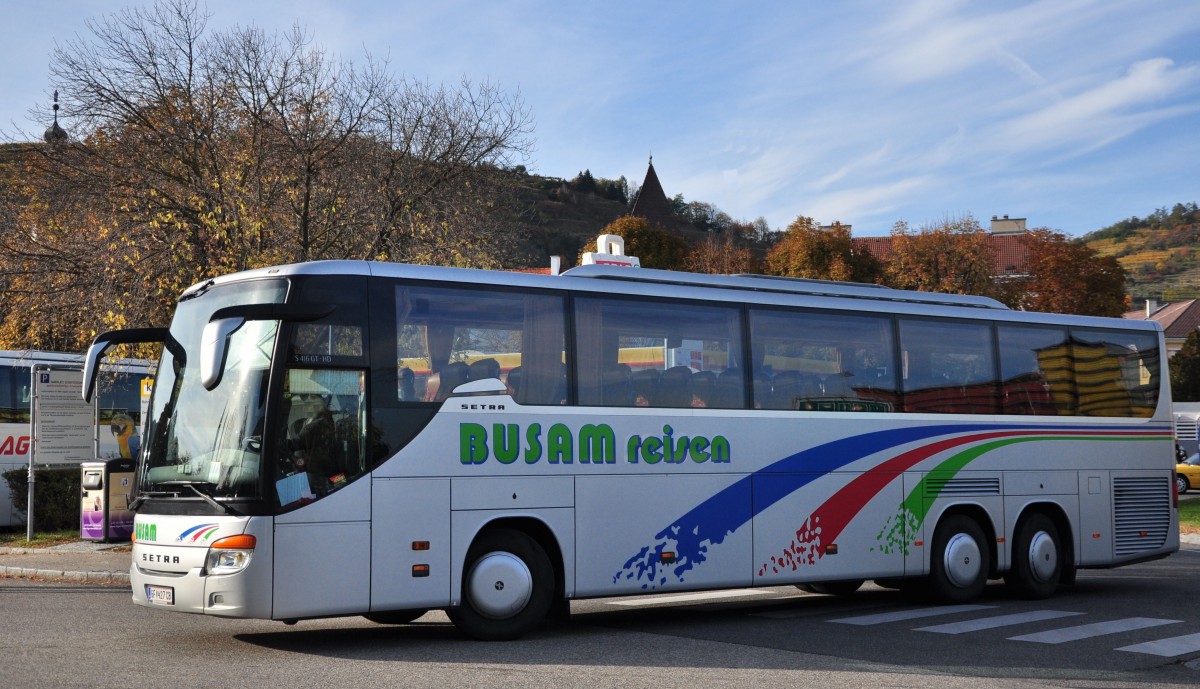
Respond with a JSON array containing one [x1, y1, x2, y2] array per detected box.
[[200, 317, 246, 391], [200, 304, 335, 391], [83, 328, 169, 402]]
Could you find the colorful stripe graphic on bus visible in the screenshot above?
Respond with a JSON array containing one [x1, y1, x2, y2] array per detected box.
[[614, 423, 1171, 589], [759, 430, 1168, 575], [871, 433, 1164, 557], [176, 524, 220, 543]]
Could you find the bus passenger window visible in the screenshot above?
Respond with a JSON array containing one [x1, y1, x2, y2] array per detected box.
[[573, 296, 743, 408], [899, 319, 997, 414], [747, 308, 896, 412], [1071, 329, 1160, 418], [391, 285, 567, 407], [997, 325, 1069, 415]]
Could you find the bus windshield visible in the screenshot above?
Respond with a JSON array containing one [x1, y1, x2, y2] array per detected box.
[[141, 279, 288, 500]]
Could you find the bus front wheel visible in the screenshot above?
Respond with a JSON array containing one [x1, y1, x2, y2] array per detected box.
[[1004, 513, 1061, 599], [927, 514, 990, 604], [448, 528, 554, 641]]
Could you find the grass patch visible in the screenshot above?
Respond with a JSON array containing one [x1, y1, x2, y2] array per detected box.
[[1181, 499, 1200, 535], [0, 529, 80, 548]]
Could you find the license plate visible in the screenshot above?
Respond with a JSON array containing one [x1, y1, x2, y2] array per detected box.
[[146, 585, 174, 606]]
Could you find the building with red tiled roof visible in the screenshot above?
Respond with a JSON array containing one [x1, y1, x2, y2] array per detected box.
[[852, 216, 1032, 279], [1123, 299, 1200, 356]]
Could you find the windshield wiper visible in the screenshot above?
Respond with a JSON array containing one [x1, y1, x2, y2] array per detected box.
[[179, 279, 215, 302], [127, 486, 192, 511], [156, 481, 235, 514]]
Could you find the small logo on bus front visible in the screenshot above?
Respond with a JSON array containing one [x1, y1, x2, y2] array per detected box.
[[135, 522, 157, 542], [177, 524, 220, 543]]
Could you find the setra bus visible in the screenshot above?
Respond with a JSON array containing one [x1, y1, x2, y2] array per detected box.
[[82, 254, 1178, 640]]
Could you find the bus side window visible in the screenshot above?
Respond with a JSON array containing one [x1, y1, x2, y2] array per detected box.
[[391, 285, 567, 408], [998, 325, 1068, 415], [899, 319, 998, 414], [573, 296, 742, 409], [747, 308, 897, 412], [283, 369, 366, 497]]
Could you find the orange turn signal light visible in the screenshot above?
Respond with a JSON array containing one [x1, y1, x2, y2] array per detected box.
[[211, 534, 257, 550]]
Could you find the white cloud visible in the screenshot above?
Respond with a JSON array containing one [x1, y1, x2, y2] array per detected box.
[[990, 58, 1200, 154]]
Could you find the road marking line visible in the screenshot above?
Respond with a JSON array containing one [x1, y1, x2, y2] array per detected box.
[[916, 610, 1084, 634], [607, 589, 771, 607], [1009, 617, 1181, 644], [829, 605, 996, 625], [1116, 632, 1200, 657]]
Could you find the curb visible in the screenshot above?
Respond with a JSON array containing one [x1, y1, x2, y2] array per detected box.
[[0, 545, 131, 585], [0, 565, 129, 585]]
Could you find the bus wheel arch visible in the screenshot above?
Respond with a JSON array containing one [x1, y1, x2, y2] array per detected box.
[[926, 507, 995, 604], [448, 521, 561, 640], [1005, 504, 1073, 598]]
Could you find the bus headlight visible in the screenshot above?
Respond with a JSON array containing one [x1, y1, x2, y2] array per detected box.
[[205, 534, 256, 575]]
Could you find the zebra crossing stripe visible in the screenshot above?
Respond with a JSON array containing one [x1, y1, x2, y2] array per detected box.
[[916, 610, 1084, 634], [1116, 632, 1200, 657], [1009, 617, 1181, 644], [829, 605, 995, 626]]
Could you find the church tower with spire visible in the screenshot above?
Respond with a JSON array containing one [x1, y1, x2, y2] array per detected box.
[[629, 155, 675, 229]]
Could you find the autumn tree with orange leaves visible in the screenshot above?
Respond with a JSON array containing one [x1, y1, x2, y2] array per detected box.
[[765, 216, 882, 283], [686, 228, 760, 274], [884, 216, 997, 296], [1010, 228, 1127, 317]]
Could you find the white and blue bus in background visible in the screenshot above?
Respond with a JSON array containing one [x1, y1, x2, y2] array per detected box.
[[0, 350, 154, 527], [83, 245, 1177, 640]]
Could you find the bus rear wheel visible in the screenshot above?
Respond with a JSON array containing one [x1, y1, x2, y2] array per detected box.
[[447, 528, 554, 641], [927, 514, 990, 604], [1004, 513, 1061, 599]]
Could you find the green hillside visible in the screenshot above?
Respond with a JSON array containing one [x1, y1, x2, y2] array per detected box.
[[1081, 202, 1200, 300]]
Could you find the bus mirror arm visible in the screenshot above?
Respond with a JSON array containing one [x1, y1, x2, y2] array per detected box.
[[83, 327, 169, 403], [201, 304, 335, 391]]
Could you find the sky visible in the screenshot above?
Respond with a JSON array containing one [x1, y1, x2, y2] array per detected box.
[[2, 0, 1198, 238]]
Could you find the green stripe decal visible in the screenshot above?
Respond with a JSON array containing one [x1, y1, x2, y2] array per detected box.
[[876, 434, 1165, 555]]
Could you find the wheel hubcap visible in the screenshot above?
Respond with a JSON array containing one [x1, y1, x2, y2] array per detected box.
[[465, 551, 532, 619], [944, 533, 982, 588], [1027, 530, 1057, 583]]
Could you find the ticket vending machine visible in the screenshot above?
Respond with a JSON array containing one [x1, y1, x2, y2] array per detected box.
[[80, 458, 135, 542]]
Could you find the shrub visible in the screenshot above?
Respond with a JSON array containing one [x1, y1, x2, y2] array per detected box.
[[1, 466, 82, 530]]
